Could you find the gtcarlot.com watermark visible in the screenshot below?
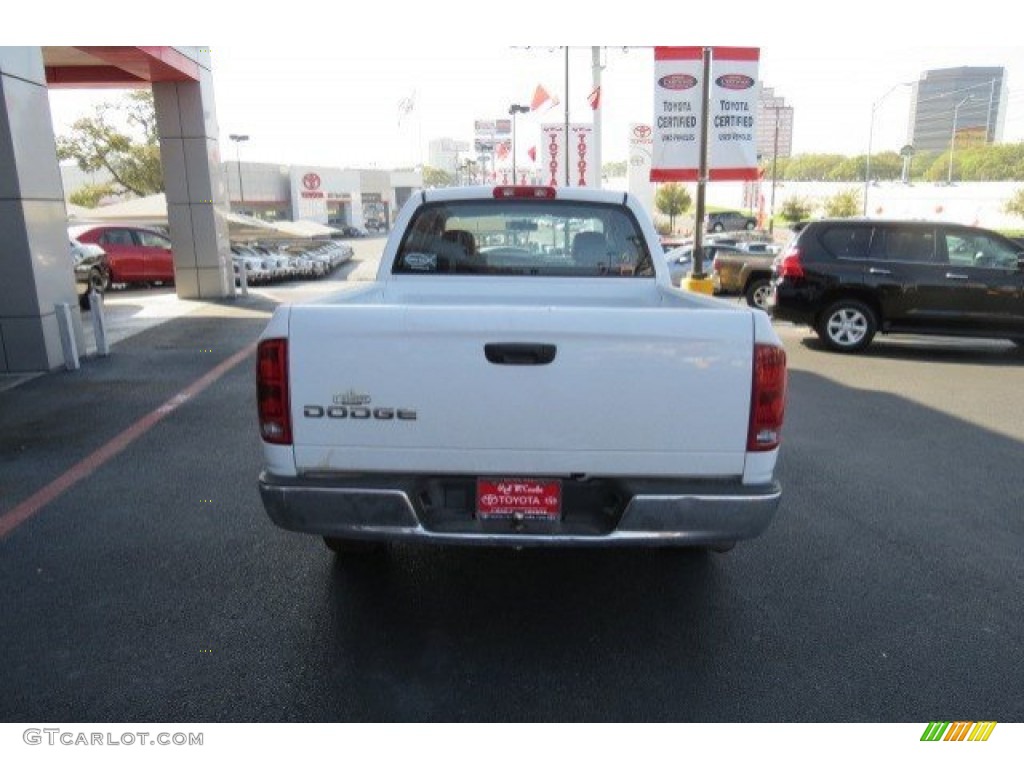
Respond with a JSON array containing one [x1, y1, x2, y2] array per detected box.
[[23, 729, 203, 747]]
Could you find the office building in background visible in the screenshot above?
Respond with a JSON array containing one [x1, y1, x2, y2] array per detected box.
[[909, 67, 1007, 152]]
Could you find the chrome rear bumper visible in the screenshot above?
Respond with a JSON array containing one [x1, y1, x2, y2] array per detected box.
[[259, 472, 781, 547]]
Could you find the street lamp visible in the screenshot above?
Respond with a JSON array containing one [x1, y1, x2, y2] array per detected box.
[[948, 96, 971, 185], [863, 83, 912, 216], [767, 105, 782, 236], [508, 104, 530, 182], [228, 134, 249, 209]]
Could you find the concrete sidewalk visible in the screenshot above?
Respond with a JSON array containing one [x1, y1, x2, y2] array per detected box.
[[1, 289, 240, 394], [0, 290, 279, 521]]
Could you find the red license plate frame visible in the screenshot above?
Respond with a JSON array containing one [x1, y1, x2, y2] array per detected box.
[[476, 478, 562, 520]]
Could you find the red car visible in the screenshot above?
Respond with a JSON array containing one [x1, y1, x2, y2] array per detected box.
[[68, 224, 175, 288]]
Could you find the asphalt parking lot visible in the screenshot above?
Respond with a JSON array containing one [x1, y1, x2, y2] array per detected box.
[[1, 239, 1022, 722]]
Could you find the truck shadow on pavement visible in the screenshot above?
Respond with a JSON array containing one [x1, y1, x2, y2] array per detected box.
[[309, 366, 1024, 722]]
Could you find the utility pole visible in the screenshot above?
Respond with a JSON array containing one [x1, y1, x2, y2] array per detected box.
[[591, 46, 603, 189], [948, 96, 971, 185], [564, 46, 570, 186], [769, 106, 780, 236]]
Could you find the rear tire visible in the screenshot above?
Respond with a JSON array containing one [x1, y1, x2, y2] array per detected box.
[[712, 222, 724, 233], [323, 536, 388, 556], [816, 299, 878, 353], [744, 278, 772, 310], [745, 221, 755, 231]]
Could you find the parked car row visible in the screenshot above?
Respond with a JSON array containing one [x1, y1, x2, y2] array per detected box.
[[231, 240, 354, 285], [68, 224, 356, 301]]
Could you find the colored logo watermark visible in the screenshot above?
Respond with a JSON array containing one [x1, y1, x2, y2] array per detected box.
[[921, 722, 997, 742]]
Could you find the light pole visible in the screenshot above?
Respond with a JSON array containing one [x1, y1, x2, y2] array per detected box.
[[768, 105, 781, 236], [508, 104, 530, 182], [948, 96, 971, 185], [863, 83, 911, 216], [228, 134, 249, 209]]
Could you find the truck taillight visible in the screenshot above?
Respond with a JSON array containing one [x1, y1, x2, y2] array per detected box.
[[748, 344, 787, 452], [776, 247, 804, 279], [493, 186, 557, 199], [258, 338, 292, 445]]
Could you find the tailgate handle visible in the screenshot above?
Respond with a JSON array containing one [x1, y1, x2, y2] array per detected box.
[[485, 343, 557, 366]]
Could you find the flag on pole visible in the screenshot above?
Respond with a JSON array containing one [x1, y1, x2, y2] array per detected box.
[[527, 146, 537, 163], [530, 84, 560, 114], [587, 85, 601, 110], [397, 91, 416, 127]]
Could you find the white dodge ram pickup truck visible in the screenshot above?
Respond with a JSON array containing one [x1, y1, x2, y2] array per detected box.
[[258, 185, 787, 554]]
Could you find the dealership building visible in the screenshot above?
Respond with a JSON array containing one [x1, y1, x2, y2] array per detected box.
[[62, 162, 422, 230], [222, 162, 420, 228]]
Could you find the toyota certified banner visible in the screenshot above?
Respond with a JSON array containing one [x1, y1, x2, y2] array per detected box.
[[651, 46, 761, 182]]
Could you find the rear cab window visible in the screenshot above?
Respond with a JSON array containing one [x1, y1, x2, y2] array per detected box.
[[393, 199, 655, 278]]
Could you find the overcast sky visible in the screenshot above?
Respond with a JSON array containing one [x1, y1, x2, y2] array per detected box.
[[20, 2, 1024, 170]]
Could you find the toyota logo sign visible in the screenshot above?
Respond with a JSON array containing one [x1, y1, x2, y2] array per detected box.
[[302, 173, 321, 191], [633, 125, 652, 139]]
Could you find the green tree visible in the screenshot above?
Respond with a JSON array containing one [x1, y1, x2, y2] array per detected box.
[[56, 90, 163, 198], [1004, 188, 1024, 219], [866, 151, 904, 181], [69, 182, 119, 208], [655, 183, 692, 232], [780, 195, 814, 223], [785, 154, 847, 181], [421, 166, 453, 187], [754, 144, 1024, 183], [823, 189, 860, 218], [828, 157, 863, 182]]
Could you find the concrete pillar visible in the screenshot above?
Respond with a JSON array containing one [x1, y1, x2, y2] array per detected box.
[[0, 47, 84, 372], [153, 51, 232, 300]]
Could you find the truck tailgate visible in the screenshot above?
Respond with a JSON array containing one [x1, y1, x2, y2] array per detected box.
[[287, 303, 753, 478]]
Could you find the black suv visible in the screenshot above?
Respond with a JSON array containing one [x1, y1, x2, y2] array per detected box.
[[706, 210, 757, 233], [768, 219, 1024, 352]]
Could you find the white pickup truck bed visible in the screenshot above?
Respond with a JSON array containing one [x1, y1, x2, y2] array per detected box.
[[258, 186, 786, 552]]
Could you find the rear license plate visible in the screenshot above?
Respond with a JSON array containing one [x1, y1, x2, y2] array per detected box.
[[477, 478, 562, 520]]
